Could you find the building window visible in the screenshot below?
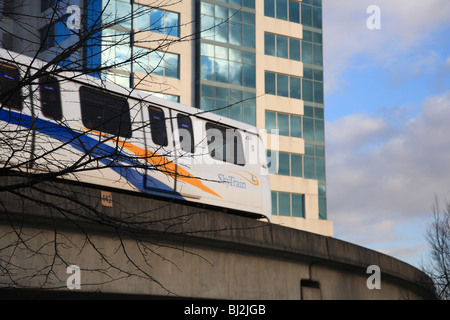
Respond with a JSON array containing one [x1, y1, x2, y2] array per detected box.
[[104, 0, 132, 29], [303, 143, 326, 180], [200, 43, 256, 88], [134, 49, 179, 79], [265, 33, 300, 61], [318, 182, 327, 220], [101, 28, 132, 72], [302, 67, 323, 104], [146, 91, 180, 103], [272, 192, 304, 218], [303, 105, 325, 142], [200, 2, 255, 49], [301, 0, 322, 29], [200, 85, 256, 126], [264, 0, 300, 23], [302, 30, 323, 67], [265, 111, 301, 138], [134, 6, 179, 37], [267, 151, 302, 177], [265, 71, 301, 100], [267, 146, 325, 181]]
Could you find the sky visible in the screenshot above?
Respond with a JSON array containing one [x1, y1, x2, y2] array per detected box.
[[322, 0, 450, 269]]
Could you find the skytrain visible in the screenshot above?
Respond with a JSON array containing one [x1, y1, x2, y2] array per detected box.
[[0, 49, 272, 221]]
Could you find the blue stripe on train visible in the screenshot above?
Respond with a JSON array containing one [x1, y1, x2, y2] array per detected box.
[[0, 109, 182, 198]]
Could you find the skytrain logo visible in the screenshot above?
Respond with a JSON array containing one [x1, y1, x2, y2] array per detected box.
[[218, 174, 247, 189], [217, 171, 259, 190]]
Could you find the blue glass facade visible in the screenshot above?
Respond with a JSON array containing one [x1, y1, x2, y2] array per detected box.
[[82, 0, 327, 221], [196, 0, 256, 125], [264, 0, 326, 220]]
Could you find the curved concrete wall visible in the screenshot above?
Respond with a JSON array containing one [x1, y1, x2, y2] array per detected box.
[[0, 178, 436, 299]]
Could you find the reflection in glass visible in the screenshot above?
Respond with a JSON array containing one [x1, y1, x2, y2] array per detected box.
[[289, 1, 300, 23], [304, 156, 315, 179], [277, 74, 288, 97], [265, 111, 276, 131], [289, 38, 300, 61], [150, 10, 164, 34], [243, 64, 255, 88], [302, 79, 313, 102], [302, 42, 313, 64], [291, 154, 302, 177], [290, 115, 302, 138], [279, 152, 290, 176], [265, 72, 275, 95], [243, 24, 255, 48], [278, 192, 291, 216], [276, 35, 288, 59], [277, 113, 289, 136], [229, 22, 242, 46], [290, 76, 301, 99], [291, 194, 304, 217], [265, 0, 275, 17], [201, 56, 214, 81], [215, 59, 229, 83], [276, 0, 287, 20], [265, 33, 275, 56], [229, 61, 243, 86]]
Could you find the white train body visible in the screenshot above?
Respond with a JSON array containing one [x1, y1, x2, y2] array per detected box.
[[0, 49, 272, 220]]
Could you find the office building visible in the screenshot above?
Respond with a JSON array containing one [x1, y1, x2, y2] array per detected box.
[[0, 0, 332, 236]]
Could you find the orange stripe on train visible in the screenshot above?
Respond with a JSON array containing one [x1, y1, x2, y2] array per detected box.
[[80, 127, 222, 199]]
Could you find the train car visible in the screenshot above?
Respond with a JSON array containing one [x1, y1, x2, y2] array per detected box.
[[0, 49, 272, 221]]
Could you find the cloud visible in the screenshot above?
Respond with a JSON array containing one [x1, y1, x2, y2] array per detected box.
[[323, 0, 450, 94], [326, 91, 450, 264]]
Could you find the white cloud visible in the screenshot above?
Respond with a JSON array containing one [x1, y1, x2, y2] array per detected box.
[[323, 0, 450, 93], [326, 91, 450, 265]]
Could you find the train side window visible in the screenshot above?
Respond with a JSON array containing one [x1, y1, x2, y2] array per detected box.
[[206, 122, 245, 166], [79, 86, 132, 138], [148, 106, 168, 146], [177, 114, 194, 153], [0, 62, 22, 110], [39, 75, 62, 120]]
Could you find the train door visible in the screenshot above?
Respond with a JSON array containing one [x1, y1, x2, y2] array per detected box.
[[0, 61, 34, 168], [170, 111, 205, 200], [141, 103, 177, 195], [28, 73, 68, 173]]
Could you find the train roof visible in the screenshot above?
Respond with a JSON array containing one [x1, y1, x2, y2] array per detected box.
[[0, 48, 261, 136]]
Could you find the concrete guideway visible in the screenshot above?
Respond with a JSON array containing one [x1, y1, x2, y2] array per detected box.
[[0, 177, 436, 299]]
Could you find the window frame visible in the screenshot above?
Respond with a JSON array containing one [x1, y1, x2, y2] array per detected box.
[[79, 86, 132, 138], [148, 105, 169, 146], [0, 62, 22, 111], [176, 113, 195, 154], [271, 191, 305, 218], [39, 75, 62, 120], [206, 122, 246, 166]]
